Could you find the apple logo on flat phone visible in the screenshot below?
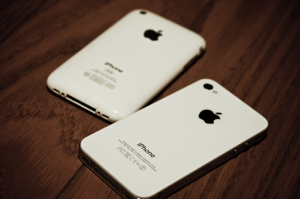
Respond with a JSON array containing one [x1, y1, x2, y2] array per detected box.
[[199, 110, 222, 124], [144, 29, 162, 41]]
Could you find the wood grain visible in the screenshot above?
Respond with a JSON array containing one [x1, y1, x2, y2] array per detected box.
[[0, 0, 299, 198]]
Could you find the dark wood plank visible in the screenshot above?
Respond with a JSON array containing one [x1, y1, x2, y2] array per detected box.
[[0, 95, 107, 198], [267, 125, 300, 199], [0, 0, 300, 199], [0, 0, 112, 198], [0, 0, 46, 43], [57, 166, 121, 199]]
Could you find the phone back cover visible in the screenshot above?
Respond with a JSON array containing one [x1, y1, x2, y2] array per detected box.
[[80, 79, 268, 198], [47, 10, 205, 122]]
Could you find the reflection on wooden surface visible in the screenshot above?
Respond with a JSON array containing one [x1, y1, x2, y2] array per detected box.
[[0, 0, 299, 198]]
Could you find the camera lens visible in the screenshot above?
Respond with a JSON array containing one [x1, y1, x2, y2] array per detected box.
[[204, 83, 213, 90]]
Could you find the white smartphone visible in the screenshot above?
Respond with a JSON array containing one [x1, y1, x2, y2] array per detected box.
[[79, 79, 268, 199], [47, 9, 206, 122]]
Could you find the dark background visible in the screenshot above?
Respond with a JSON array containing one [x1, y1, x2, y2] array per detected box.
[[0, 0, 299, 198]]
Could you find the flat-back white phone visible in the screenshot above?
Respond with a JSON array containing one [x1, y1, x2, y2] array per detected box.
[[79, 79, 268, 199], [47, 9, 206, 122]]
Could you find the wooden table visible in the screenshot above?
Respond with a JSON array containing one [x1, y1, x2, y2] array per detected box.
[[1, 0, 299, 198]]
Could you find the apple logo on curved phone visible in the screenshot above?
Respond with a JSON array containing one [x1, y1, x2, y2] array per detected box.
[[144, 29, 162, 41], [199, 110, 222, 124]]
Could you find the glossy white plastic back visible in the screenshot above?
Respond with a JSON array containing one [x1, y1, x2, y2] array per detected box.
[[80, 79, 268, 198], [47, 10, 206, 122]]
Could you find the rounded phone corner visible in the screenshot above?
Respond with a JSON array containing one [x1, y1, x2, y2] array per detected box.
[[46, 73, 55, 90], [199, 38, 206, 52], [46, 72, 63, 92], [107, 109, 129, 123], [79, 137, 90, 153], [127, 189, 160, 199], [107, 115, 119, 123], [261, 116, 269, 131]]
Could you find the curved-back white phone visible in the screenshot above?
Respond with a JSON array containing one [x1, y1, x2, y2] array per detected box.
[[79, 79, 268, 199], [47, 10, 206, 122]]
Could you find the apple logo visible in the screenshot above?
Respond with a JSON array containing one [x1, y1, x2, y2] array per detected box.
[[144, 29, 162, 41], [199, 110, 222, 124]]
